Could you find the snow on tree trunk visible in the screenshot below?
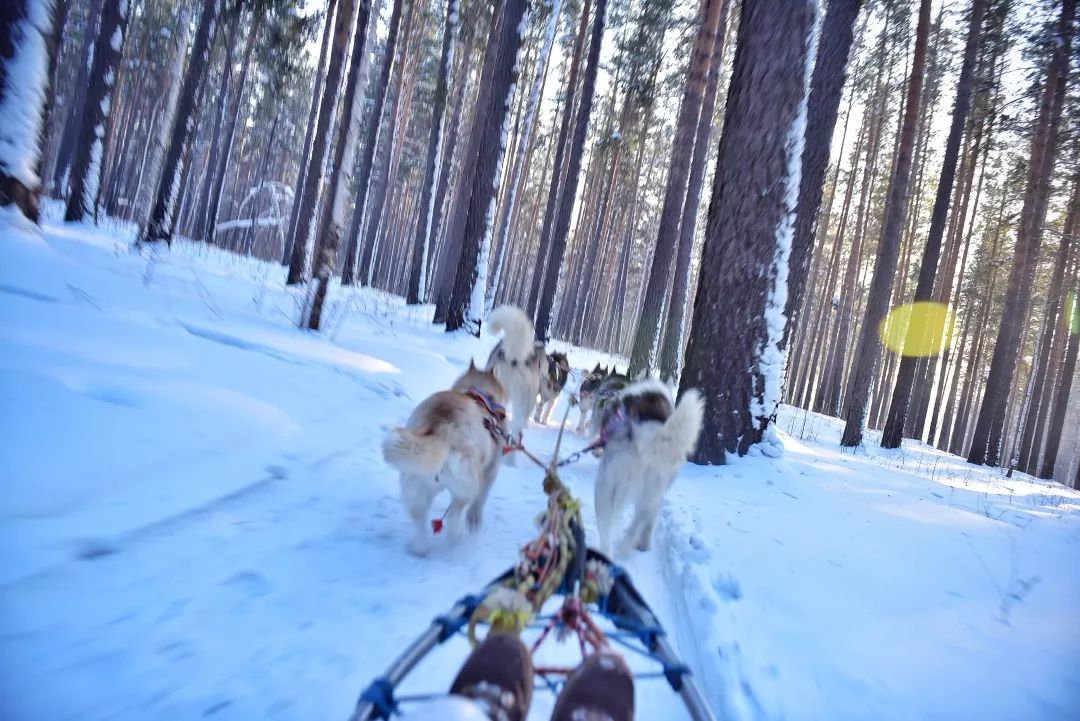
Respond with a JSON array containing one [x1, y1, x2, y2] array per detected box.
[[444, 0, 532, 334], [968, 0, 1075, 466], [839, 0, 931, 448], [64, 0, 129, 223], [783, 0, 862, 352], [341, 0, 404, 287], [533, 0, 607, 341], [139, 0, 220, 246], [483, 0, 564, 313], [306, 0, 370, 331], [677, 0, 816, 465], [50, 0, 101, 197], [0, 0, 53, 223], [405, 0, 459, 304], [627, 0, 728, 376]]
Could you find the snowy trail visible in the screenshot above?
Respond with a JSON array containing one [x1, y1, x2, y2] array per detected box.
[[4, 211, 1078, 721]]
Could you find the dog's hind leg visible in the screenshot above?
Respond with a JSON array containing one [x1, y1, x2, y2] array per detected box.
[[401, 475, 434, 556], [594, 454, 633, 557], [445, 497, 468, 539], [466, 459, 500, 531]]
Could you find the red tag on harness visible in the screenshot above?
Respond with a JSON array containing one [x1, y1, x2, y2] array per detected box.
[[431, 518, 444, 534]]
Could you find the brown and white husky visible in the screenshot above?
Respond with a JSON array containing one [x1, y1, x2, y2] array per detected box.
[[382, 361, 509, 556]]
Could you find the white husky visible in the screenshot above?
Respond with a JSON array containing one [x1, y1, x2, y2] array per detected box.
[[485, 305, 545, 460], [593, 380, 704, 556], [382, 362, 509, 556]]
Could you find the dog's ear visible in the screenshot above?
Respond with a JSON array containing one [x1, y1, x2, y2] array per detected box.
[[592, 362, 602, 373], [469, 358, 476, 371]]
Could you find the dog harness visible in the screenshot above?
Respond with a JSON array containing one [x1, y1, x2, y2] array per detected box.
[[464, 388, 516, 454]]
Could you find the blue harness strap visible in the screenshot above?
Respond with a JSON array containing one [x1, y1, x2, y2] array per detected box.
[[358, 677, 397, 719], [434, 594, 484, 642]]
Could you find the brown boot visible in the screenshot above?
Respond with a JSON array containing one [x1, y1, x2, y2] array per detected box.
[[449, 633, 533, 721], [550, 652, 634, 721]]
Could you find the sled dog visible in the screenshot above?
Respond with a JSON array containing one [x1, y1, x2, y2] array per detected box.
[[593, 380, 704, 556], [576, 365, 630, 435], [534, 351, 571, 424], [382, 361, 509, 556], [485, 305, 546, 455]]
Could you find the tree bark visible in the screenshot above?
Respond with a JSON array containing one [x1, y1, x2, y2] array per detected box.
[[64, 0, 130, 223], [444, 0, 531, 333], [139, 0, 220, 245], [533, 0, 608, 341], [968, 0, 1075, 466], [678, 0, 815, 464], [342, 0, 405, 286], [628, 0, 728, 376], [880, 0, 985, 448], [284, 0, 356, 282], [840, 0, 931, 448]]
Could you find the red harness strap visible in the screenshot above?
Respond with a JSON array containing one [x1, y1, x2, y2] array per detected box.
[[464, 389, 516, 454]]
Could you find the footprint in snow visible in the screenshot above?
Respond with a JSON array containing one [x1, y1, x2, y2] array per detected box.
[[223, 570, 273, 597]]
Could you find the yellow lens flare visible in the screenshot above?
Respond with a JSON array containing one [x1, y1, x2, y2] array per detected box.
[[878, 302, 955, 358]]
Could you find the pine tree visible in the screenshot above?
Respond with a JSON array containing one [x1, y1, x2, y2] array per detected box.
[[840, 0, 931, 448], [678, 0, 815, 464], [969, 0, 1076, 466], [139, 0, 221, 245], [0, 0, 54, 223], [444, 0, 532, 333], [627, 0, 727, 376], [64, 0, 131, 223], [533, 0, 608, 340]]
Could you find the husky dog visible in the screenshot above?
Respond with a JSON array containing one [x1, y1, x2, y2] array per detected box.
[[576, 365, 630, 435], [485, 306, 545, 454], [382, 361, 509, 556], [534, 351, 571, 424], [593, 380, 704, 556]]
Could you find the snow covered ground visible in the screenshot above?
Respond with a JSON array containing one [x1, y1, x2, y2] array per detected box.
[[2, 207, 1078, 721]]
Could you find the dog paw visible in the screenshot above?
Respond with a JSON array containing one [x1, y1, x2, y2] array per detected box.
[[466, 507, 483, 532], [407, 537, 431, 557]]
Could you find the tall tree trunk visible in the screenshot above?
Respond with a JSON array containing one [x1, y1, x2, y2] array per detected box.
[[484, 0, 564, 310], [64, 0, 130, 223], [678, 0, 815, 464], [526, 0, 591, 318], [628, 0, 727, 375], [406, 0, 460, 304], [659, 0, 731, 382], [1018, 171, 1078, 472], [51, 0, 102, 197], [306, 0, 370, 331], [342, 0, 405, 286], [881, 0, 985, 448], [1038, 285, 1077, 480], [968, 0, 1075, 466], [533, 0, 608, 341], [444, 0, 531, 333], [0, 0, 53, 223], [285, 0, 357, 282], [206, 10, 262, 245], [282, 0, 338, 265], [783, 0, 863, 354], [139, 0, 220, 245], [840, 0, 931, 447]]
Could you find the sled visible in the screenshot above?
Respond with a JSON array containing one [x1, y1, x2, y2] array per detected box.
[[348, 542, 718, 721]]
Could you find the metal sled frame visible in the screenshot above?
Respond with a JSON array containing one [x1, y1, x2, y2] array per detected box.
[[348, 548, 718, 721]]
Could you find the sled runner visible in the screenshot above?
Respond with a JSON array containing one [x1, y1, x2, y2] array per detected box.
[[348, 545, 717, 721]]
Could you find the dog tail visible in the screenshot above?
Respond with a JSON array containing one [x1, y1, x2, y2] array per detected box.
[[487, 305, 536, 362], [382, 428, 450, 475], [643, 389, 705, 468]]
